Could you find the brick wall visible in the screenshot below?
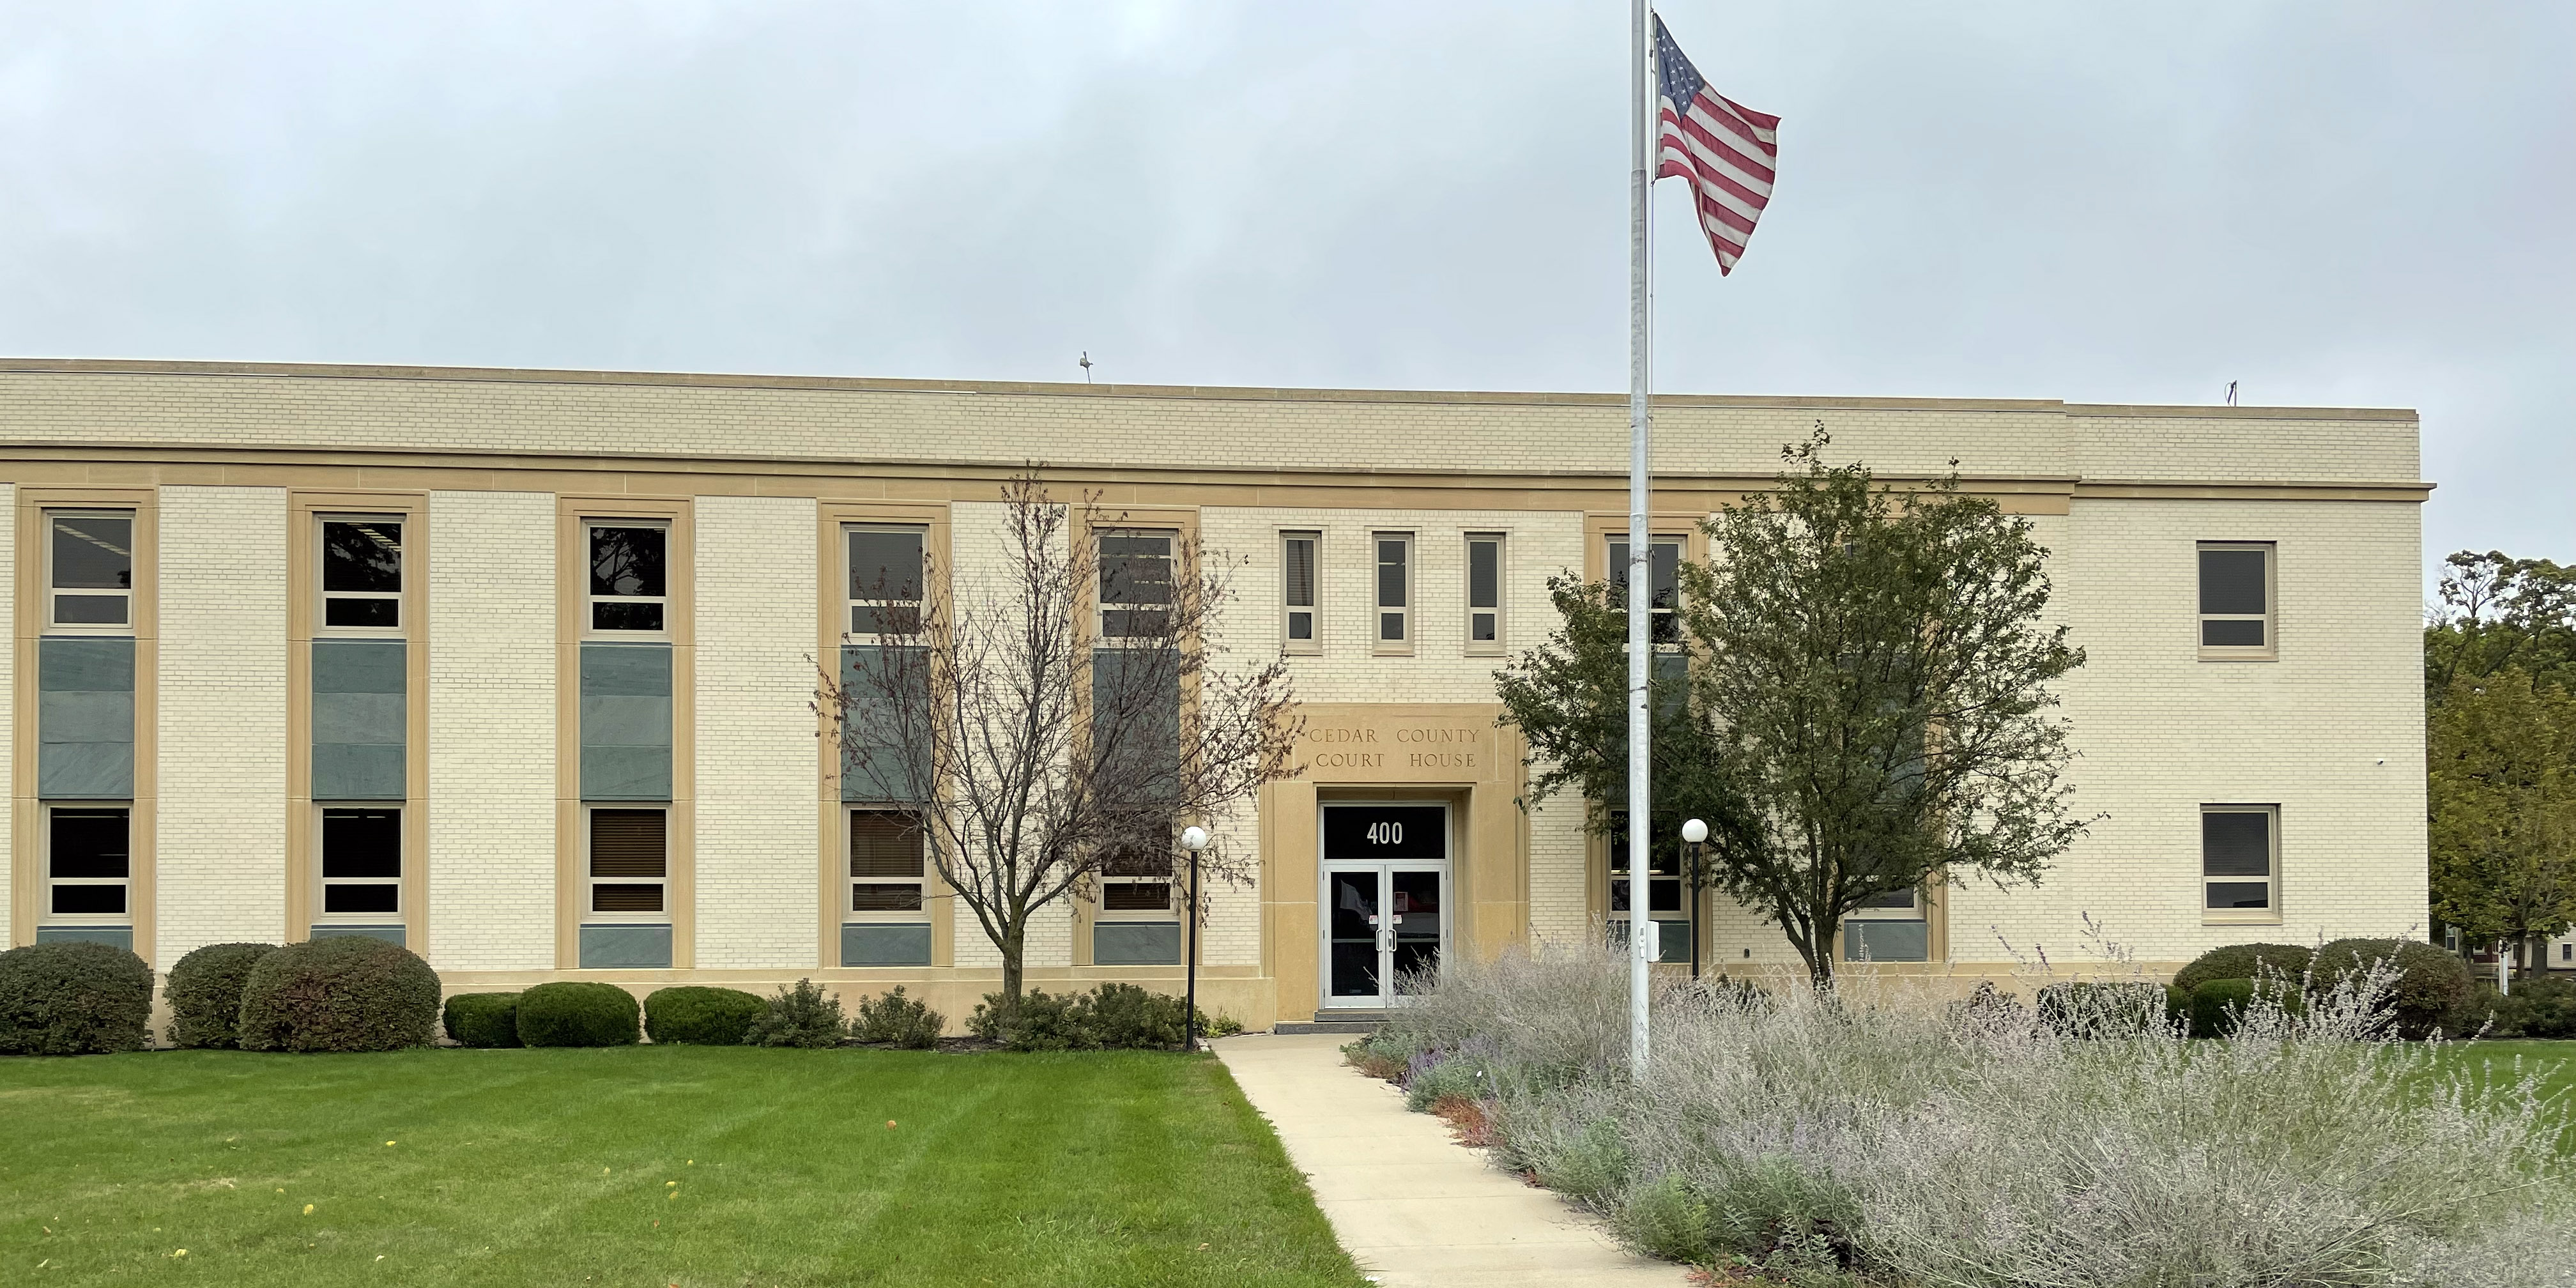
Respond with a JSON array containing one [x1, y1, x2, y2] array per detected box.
[[692, 494, 820, 969], [424, 491, 557, 970], [153, 486, 290, 958], [0, 484, 15, 937]]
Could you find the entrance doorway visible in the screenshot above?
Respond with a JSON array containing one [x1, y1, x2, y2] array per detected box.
[[1319, 802, 1450, 1009]]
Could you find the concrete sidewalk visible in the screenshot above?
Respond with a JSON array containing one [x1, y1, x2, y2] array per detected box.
[[1215, 1032, 1686, 1288]]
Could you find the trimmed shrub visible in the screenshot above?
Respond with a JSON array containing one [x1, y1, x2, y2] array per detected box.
[[236, 937, 441, 1053], [1085, 983, 1191, 1050], [441, 992, 523, 1048], [516, 982, 640, 1048], [0, 941, 155, 1055], [2188, 977, 2306, 1039], [745, 979, 847, 1048], [644, 986, 763, 1046], [165, 942, 278, 1048], [970, 988, 1091, 1050], [2483, 976, 2576, 1040], [2036, 981, 2170, 1037], [850, 986, 945, 1049], [2171, 942, 2315, 994], [2310, 937, 2472, 1039]]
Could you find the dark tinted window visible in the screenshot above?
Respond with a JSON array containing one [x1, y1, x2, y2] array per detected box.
[[322, 808, 402, 879], [1284, 536, 1317, 608], [2198, 548, 2267, 616], [848, 530, 924, 601], [1468, 539, 1499, 608], [49, 809, 128, 879], [589, 527, 667, 598], [2202, 811, 2271, 876], [321, 521, 402, 593], [590, 809, 667, 877], [1100, 534, 1173, 605], [52, 516, 132, 590], [1376, 540, 1407, 608]]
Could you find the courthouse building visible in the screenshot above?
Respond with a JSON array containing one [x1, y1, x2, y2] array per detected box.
[[0, 359, 2430, 1027]]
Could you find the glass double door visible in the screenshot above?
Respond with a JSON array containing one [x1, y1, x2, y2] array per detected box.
[[1321, 803, 1450, 1009]]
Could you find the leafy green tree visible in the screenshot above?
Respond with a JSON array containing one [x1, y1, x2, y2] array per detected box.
[[1492, 574, 1752, 906], [2425, 551, 2576, 703], [2428, 669, 2576, 979], [1683, 434, 2093, 984]]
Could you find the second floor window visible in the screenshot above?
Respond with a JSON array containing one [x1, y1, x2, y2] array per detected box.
[[588, 523, 668, 634], [320, 518, 403, 631], [1607, 535, 1684, 647], [48, 511, 133, 630], [1467, 533, 1505, 650], [2198, 542, 2274, 655], [1100, 530, 1174, 640], [1282, 532, 1319, 650], [1376, 533, 1412, 645], [847, 526, 925, 639]]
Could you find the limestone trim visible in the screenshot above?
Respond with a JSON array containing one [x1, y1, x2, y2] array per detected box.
[[555, 494, 696, 970], [815, 498, 954, 971], [11, 487, 157, 958], [286, 491, 429, 948]]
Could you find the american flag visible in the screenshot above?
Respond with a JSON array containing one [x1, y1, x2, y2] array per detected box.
[[1653, 14, 1779, 275]]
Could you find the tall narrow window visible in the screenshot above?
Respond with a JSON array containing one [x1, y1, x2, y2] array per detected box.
[[319, 517, 403, 631], [2198, 542, 2274, 656], [1607, 535, 1683, 646], [587, 808, 668, 914], [1375, 533, 1412, 647], [47, 511, 133, 630], [2202, 806, 2278, 916], [849, 810, 926, 912], [847, 526, 925, 640], [1099, 530, 1175, 640], [1466, 533, 1505, 652], [1606, 815, 1686, 963], [318, 807, 401, 917], [588, 523, 668, 634], [46, 806, 130, 921], [1282, 532, 1319, 653]]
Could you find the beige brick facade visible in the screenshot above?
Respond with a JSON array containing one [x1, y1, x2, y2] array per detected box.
[[153, 486, 291, 958], [424, 490, 557, 972], [0, 361, 2432, 1025], [691, 494, 822, 969]]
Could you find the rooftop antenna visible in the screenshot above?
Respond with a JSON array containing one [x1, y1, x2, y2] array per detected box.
[[1078, 351, 1094, 384], [2225, 380, 2238, 407]]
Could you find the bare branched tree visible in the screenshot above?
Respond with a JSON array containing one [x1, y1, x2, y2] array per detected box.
[[816, 473, 1303, 1000]]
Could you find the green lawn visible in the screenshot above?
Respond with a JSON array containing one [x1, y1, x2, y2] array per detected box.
[[2437, 1040, 2576, 1119], [0, 1046, 1367, 1288]]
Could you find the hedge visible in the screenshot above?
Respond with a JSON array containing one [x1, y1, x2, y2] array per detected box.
[[2172, 942, 2315, 994], [851, 985, 945, 1049], [236, 937, 443, 1053], [517, 982, 640, 1047], [2478, 976, 2576, 1040], [2310, 937, 2472, 1039], [165, 942, 278, 1049], [2188, 977, 2306, 1039], [744, 979, 847, 1048], [0, 941, 155, 1055], [442, 992, 523, 1048], [966, 983, 1211, 1052], [644, 986, 763, 1045]]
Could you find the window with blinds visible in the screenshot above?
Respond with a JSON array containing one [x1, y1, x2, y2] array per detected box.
[[588, 808, 667, 914], [1096, 833, 1172, 915], [1282, 532, 1319, 652], [850, 809, 925, 912]]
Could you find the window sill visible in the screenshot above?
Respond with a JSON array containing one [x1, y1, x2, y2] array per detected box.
[[2202, 910, 2282, 926], [2196, 648, 2279, 663]]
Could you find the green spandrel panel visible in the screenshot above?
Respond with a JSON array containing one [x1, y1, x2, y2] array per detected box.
[[840, 923, 932, 967], [1093, 922, 1183, 966], [310, 924, 406, 946], [39, 638, 135, 799], [1843, 919, 1929, 963], [581, 745, 673, 801], [840, 645, 928, 803], [313, 744, 408, 801], [35, 926, 133, 951], [579, 924, 672, 969], [312, 640, 406, 694], [581, 643, 672, 696], [580, 644, 671, 801]]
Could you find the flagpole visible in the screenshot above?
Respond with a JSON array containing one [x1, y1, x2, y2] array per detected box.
[[1625, 0, 1655, 1081]]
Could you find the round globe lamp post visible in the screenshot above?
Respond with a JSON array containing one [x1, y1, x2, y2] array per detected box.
[[1680, 818, 1708, 980], [1179, 825, 1210, 1051]]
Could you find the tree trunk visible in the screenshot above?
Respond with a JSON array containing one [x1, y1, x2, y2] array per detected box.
[[1798, 916, 1836, 989], [1000, 920, 1026, 1002]]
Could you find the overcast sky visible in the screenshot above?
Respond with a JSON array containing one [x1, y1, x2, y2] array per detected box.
[[3, 2, 2568, 585]]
